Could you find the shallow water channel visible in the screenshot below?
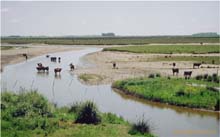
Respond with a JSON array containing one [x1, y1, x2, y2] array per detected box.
[[1, 47, 219, 137]]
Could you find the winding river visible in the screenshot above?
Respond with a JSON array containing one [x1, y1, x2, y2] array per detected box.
[[1, 47, 219, 137]]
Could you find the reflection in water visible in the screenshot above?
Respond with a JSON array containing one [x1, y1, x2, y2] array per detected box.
[[113, 88, 219, 119], [54, 74, 61, 80], [1, 47, 219, 137], [37, 72, 49, 77]]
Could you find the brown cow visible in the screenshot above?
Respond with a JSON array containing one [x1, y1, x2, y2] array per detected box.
[[54, 68, 62, 75]]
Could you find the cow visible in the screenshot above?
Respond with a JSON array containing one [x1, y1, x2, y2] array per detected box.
[[113, 62, 116, 69], [69, 63, 75, 71], [172, 68, 179, 76], [50, 57, 57, 62], [54, 68, 62, 75], [184, 71, 192, 79], [193, 63, 202, 69]]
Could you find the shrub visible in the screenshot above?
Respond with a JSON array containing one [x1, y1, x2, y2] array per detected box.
[[212, 73, 218, 82], [129, 118, 153, 136], [207, 76, 213, 82], [156, 73, 161, 77], [206, 86, 219, 92], [212, 60, 215, 64], [75, 101, 101, 124], [215, 100, 220, 111], [195, 75, 203, 80], [203, 74, 208, 79], [148, 74, 155, 78], [176, 89, 185, 96]]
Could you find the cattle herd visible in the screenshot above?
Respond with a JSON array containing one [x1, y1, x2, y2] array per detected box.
[[171, 62, 205, 79], [36, 54, 215, 79], [36, 54, 75, 76]]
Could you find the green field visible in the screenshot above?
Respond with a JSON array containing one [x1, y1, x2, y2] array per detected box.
[[113, 76, 220, 111], [150, 56, 220, 65], [0, 46, 15, 50], [0, 46, 27, 50], [1, 91, 154, 137], [104, 45, 220, 54], [1, 36, 219, 45]]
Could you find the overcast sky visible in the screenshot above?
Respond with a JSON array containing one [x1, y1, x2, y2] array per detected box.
[[1, 1, 219, 36]]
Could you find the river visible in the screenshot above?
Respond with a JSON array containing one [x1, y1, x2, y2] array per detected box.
[[1, 47, 219, 137]]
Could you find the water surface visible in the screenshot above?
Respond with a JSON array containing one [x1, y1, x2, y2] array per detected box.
[[1, 47, 219, 137]]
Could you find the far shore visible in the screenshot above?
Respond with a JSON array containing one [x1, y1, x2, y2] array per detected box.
[[0, 44, 83, 70]]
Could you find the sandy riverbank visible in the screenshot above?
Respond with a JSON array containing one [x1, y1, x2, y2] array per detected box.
[[75, 51, 220, 85], [0, 44, 82, 70]]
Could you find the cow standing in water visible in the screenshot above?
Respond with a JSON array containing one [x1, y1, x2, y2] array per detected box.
[[54, 68, 62, 75], [184, 71, 192, 79], [69, 63, 75, 71], [36, 63, 49, 72], [172, 68, 179, 76], [51, 57, 57, 62], [58, 57, 61, 63]]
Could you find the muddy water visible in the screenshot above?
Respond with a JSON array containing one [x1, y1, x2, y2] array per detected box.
[[0, 47, 219, 137]]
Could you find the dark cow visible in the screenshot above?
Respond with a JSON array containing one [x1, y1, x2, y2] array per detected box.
[[51, 57, 57, 62], [173, 62, 176, 67], [54, 68, 62, 75], [46, 55, 50, 58], [69, 63, 75, 71], [22, 53, 28, 60], [113, 62, 116, 69], [36, 66, 49, 72], [172, 68, 179, 76], [184, 71, 192, 79], [58, 57, 61, 62], [193, 63, 201, 69]]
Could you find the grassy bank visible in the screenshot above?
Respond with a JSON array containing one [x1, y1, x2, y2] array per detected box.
[[1, 36, 219, 45], [112, 75, 220, 111], [150, 56, 220, 65], [0, 46, 15, 50], [1, 91, 155, 137], [0, 46, 27, 50], [103, 45, 220, 54]]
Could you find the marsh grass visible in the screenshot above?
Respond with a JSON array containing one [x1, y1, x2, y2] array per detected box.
[[1, 91, 147, 137], [75, 101, 101, 124], [128, 117, 154, 137], [104, 45, 220, 54], [2, 37, 219, 45], [113, 77, 220, 110]]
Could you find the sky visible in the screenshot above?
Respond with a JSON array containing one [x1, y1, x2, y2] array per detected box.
[[1, 1, 219, 36]]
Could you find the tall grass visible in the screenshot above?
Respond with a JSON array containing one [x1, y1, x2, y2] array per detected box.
[[113, 77, 220, 111], [2, 91, 150, 136], [128, 116, 154, 137], [75, 101, 101, 124]]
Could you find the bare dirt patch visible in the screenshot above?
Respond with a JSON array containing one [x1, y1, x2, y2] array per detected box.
[[75, 51, 220, 85], [0, 44, 82, 70]]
